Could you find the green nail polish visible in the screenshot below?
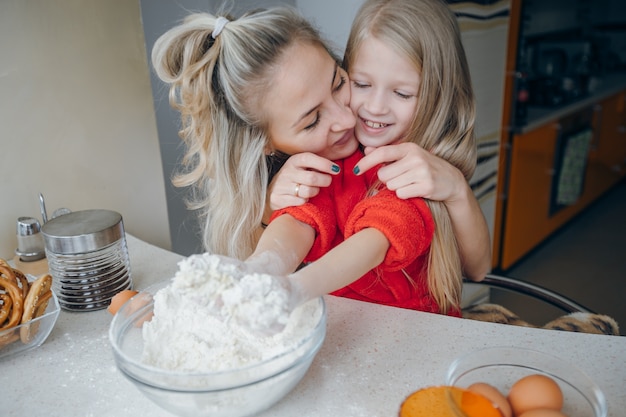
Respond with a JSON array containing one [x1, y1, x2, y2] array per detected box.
[[353, 166, 360, 175], [332, 164, 340, 173]]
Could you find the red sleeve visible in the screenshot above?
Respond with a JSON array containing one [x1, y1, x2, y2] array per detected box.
[[269, 190, 337, 260], [344, 189, 434, 271]]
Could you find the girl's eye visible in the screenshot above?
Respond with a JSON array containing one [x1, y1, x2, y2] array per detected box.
[[304, 112, 321, 130], [352, 80, 369, 89], [395, 91, 414, 100]]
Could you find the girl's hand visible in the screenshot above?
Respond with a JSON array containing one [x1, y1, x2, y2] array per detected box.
[[354, 143, 466, 203], [268, 152, 340, 211]]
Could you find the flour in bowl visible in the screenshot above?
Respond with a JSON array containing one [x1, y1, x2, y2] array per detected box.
[[141, 253, 321, 372]]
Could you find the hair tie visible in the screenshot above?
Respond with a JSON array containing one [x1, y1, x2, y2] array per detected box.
[[212, 16, 230, 39]]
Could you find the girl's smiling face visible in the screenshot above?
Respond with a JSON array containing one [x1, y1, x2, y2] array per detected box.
[[264, 43, 358, 161], [349, 36, 421, 148]]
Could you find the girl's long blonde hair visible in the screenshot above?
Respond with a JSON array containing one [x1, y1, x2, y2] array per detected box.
[[343, 0, 477, 313], [151, 8, 330, 259]]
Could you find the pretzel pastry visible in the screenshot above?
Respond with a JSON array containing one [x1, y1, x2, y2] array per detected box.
[[0, 329, 19, 347], [12, 268, 31, 299], [3, 260, 31, 296], [0, 263, 16, 284], [0, 276, 23, 330], [0, 293, 13, 324], [20, 274, 53, 343], [1, 258, 55, 349]]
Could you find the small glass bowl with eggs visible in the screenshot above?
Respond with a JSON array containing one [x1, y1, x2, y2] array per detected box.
[[445, 346, 607, 417]]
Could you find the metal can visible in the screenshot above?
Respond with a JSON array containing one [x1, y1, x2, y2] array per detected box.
[[41, 209, 132, 311]]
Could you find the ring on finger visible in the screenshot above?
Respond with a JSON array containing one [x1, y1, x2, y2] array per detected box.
[[294, 183, 301, 197]]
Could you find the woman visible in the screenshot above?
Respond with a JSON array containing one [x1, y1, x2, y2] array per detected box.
[[151, 6, 490, 282]]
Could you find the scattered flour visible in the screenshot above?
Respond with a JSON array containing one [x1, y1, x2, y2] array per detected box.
[[141, 253, 321, 372]]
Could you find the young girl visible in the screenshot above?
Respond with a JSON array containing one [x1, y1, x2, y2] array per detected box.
[[251, 0, 476, 315]]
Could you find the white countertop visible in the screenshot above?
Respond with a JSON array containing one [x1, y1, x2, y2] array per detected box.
[[3, 234, 625, 417]]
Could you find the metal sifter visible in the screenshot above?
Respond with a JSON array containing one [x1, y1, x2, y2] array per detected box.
[[41, 209, 132, 311]]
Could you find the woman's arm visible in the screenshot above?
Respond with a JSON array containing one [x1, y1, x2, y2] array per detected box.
[[354, 143, 491, 281], [443, 180, 491, 282]]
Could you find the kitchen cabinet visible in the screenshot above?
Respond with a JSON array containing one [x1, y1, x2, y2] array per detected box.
[[593, 92, 626, 184], [500, 123, 558, 270], [493, 0, 626, 270], [499, 91, 626, 270], [583, 93, 623, 204]]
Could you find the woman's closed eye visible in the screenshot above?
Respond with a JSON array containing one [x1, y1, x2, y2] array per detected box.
[[304, 112, 321, 130], [305, 75, 347, 131], [334, 75, 347, 93]]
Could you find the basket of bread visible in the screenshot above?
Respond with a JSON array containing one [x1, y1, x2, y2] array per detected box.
[[0, 258, 60, 359]]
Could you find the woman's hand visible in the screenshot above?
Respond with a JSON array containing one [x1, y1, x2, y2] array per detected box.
[[267, 152, 340, 212]]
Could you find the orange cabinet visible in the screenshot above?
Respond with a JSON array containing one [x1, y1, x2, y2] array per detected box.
[[499, 93, 626, 270], [500, 123, 559, 270]]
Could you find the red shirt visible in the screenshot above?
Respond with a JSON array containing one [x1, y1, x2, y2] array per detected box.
[[271, 151, 459, 316]]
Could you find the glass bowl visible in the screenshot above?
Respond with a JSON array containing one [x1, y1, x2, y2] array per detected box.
[[446, 346, 607, 417], [109, 280, 326, 417], [0, 290, 60, 360]]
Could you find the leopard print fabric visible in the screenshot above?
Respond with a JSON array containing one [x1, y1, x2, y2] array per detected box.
[[462, 303, 620, 336]]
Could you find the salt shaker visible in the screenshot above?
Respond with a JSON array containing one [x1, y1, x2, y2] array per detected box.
[[15, 217, 46, 262]]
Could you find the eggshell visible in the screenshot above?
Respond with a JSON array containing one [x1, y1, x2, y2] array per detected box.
[[460, 389, 503, 417], [107, 289, 139, 315], [518, 409, 569, 417], [508, 374, 564, 416], [467, 382, 512, 417]]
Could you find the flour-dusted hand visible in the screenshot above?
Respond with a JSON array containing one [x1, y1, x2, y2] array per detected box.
[[160, 253, 309, 336], [220, 272, 309, 334]]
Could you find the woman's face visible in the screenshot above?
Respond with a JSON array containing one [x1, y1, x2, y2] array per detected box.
[[349, 36, 420, 148], [264, 43, 358, 161]]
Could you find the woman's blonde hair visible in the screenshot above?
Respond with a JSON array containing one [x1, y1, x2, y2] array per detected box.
[[152, 8, 330, 259], [344, 0, 477, 313]]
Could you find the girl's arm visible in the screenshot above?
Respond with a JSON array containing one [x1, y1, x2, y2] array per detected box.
[[249, 215, 389, 303], [355, 143, 491, 281], [247, 214, 315, 276], [289, 228, 389, 299]]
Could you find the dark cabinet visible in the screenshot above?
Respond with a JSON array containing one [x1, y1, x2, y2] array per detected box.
[[593, 92, 626, 182]]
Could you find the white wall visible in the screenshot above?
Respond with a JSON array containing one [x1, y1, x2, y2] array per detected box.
[[296, 0, 364, 55], [0, 0, 170, 260]]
